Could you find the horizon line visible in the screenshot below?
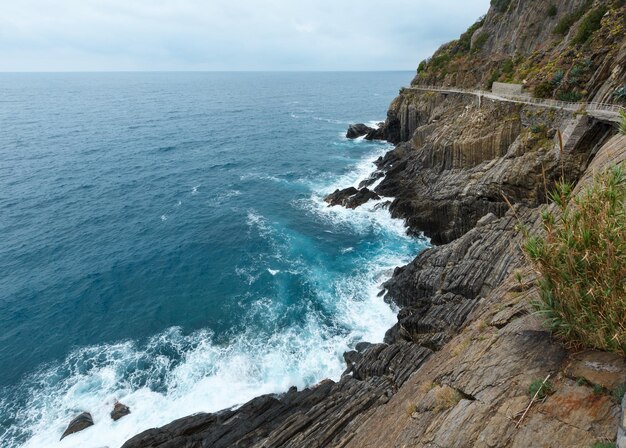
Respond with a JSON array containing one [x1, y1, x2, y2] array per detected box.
[[0, 69, 417, 74]]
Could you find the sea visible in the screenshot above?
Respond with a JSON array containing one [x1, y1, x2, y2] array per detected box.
[[0, 71, 428, 447]]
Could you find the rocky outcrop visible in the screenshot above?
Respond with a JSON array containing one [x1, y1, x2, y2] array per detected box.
[[111, 402, 131, 421], [60, 412, 93, 440], [372, 92, 615, 244], [325, 187, 380, 209], [122, 343, 432, 448], [346, 123, 374, 139]]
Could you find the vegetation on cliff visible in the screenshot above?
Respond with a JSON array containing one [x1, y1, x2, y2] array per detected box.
[[524, 164, 626, 355], [414, 0, 626, 103]]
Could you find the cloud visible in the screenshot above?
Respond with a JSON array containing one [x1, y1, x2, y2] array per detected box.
[[0, 0, 491, 71]]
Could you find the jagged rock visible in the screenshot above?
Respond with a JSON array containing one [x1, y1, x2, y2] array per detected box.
[[325, 187, 358, 206], [325, 187, 379, 209], [346, 123, 374, 139], [111, 401, 131, 421], [60, 412, 93, 440], [344, 188, 380, 209], [358, 171, 384, 188], [122, 342, 432, 448]]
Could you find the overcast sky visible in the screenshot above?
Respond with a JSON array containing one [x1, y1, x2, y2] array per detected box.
[[0, 0, 490, 72]]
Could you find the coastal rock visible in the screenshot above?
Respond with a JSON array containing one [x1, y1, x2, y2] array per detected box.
[[344, 188, 380, 209], [60, 412, 94, 440], [358, 171, 384, 188], [325, 187, 358, 206], [111, 401, 131, 421], [122, 342, 432, 448], [325, 187, 379, 209], [346, 123, 374, 139]]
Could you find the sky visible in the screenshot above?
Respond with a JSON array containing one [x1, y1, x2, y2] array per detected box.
[[0, 0, 491, 72]]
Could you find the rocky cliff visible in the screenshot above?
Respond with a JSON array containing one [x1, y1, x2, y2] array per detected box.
[[122, 1, 626, 447]]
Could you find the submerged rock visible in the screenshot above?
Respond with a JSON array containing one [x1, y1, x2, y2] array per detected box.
[[111, 401, 131, 421], [60, 412, 94, 440], [346, 123, 374, 139]]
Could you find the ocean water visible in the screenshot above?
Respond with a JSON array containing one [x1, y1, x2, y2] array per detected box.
[[0, 72, 428, 447]]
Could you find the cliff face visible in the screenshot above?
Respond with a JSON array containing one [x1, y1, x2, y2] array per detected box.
[[413, 0, 626, 103], [122, 2, 626, 447]]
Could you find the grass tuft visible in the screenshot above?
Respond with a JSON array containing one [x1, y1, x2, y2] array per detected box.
[[524, 164, 626, 355], [619, 110, 626, 135], [528, 378, 555, 400], [434, 386, 462, 411]]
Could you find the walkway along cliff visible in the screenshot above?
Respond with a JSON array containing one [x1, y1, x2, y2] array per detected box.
[[122, 1, 626, 446]]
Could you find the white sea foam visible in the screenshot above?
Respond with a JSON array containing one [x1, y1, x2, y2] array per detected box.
[[3, 138, 426, 448]]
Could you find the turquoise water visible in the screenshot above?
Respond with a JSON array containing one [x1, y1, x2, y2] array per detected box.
[[0, 72, 427, 447]]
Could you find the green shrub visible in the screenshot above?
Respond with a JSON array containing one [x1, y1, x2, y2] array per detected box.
[[548, 5, 558, 17], [472, 32, 490, 53], [486, 69, 501, 89], [531, 124, 547, 134], [458, 18, 486, 53], [534, 80, 555, 98], [524, 165, 626, 355], [554, 0, 593, 36], [501, 58, 514, 75], [529, 379, 555, 399], [590, 443, 616, 448], [552, 70, 565, 85], [557, 90, 583, 102], [620, 110, 626, 135], [572, 6, 608, 45], [614, 383, 626, 402]]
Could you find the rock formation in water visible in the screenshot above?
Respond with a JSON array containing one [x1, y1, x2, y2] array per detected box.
[[346, 123, 375, 139], [60, 412, 93, 440], [123, 1, 626, 447]]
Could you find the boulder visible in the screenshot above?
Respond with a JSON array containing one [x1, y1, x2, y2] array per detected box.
[[60, 412, 94, 440], [325, 187, 359, 207], [346, 123, 374, 139], [111, 401, 131, 421]]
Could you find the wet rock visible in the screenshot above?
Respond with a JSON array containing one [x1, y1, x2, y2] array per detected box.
[[325, 187, 358, 207], [344, 188, 380, 209], [365, 123, 385, 141], [111, 401, 131, 421], [346, 123, 374, 139], [60, 412, 94, 440], [358, 171, 384, 188], [325, 187, 379, 209], [122, 342, 432, 448]]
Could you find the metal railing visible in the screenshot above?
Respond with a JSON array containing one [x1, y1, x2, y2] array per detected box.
[[402, 85, 626, 116]]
